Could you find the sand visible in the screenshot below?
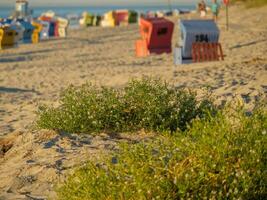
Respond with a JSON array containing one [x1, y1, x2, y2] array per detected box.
[[0, 130, 154, 200], [0, 4, 267, 199]]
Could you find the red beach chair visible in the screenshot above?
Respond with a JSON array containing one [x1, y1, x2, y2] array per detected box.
[[114, 10, 129, 26], [135, 17, 174, 57]]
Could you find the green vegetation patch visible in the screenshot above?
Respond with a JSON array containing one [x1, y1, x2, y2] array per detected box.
[[57, 106, 267, 200], [36, 78, 215, 134], [232, 0, 267, 8]]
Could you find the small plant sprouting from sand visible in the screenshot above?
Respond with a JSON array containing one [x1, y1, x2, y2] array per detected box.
[[57, 105, 267, 200], [36, 78, 216, 134]]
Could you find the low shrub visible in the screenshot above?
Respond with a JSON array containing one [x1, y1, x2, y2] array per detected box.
[[36, 78, 215, 134], [57, 106, 267, 200]]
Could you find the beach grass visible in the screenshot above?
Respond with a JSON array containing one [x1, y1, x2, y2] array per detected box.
[[36, 78, 216, 134], [57, 104, 267, 200], [233, 0, 267, 7], [35, 79, 266, 199]]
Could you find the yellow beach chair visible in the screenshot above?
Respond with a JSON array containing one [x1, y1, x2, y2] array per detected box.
[[7, 23, 21, 44], [31, 22, 43, 44], [80, 12, 94, 27], [101, 11, 116, 27], [0, 27, 17, 49]]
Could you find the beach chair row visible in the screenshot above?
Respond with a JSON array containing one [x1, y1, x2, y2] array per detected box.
[[80, 10, 138, 27], [0, 16, 68, 50], [1, 15, 224, 64]]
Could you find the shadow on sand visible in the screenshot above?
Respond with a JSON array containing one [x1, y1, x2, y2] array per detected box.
[[0, 48, 68, 63], [0, 87, 41, 94], [0, 57, 27, 63], [230, 39, 267, 50]]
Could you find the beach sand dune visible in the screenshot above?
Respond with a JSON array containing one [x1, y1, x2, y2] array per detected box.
[[0, 4, 267, 199], [0, 130, 154, 199]]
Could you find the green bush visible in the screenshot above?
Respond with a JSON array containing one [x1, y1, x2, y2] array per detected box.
[[36, 78, 215, 134], [57, 106, 267, 200]]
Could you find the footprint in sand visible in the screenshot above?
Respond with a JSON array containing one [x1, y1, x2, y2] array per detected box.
[[241, 94, 251, 104], [231, 80, 239, 86]]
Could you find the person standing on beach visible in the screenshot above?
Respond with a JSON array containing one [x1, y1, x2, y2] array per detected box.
[[198, 0, 207, 18], [211, 0, 220, 22]]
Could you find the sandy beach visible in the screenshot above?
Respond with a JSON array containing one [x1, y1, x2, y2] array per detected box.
[[0, 4, 267, 199]]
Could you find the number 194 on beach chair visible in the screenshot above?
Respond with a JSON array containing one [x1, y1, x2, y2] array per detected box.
[[174, 20, 224, 65]]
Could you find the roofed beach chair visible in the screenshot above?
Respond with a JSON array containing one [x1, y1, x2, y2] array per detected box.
[[39, 16, 58, 37], [1, 19, 22, 44], [101, 11, 116, 27], [135, 17, 174, 57], [114, 10, 129, 26], [128, 10, 138, 24], [31, 21, 43, 43], [39, 21, 50, 40], [17, 19, 35, 43], [0, 26, 17, 49], [80, 12, 94, 27], [57, 17, 69, 37], [174, 20, 224, 64]]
